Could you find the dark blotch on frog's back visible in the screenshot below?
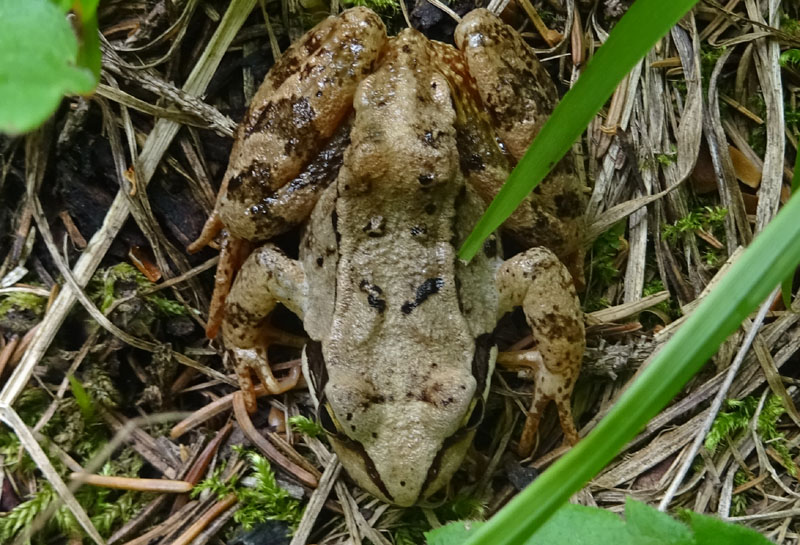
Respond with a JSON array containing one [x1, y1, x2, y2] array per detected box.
[[482, 235, 497, 258], [225, 122, 349, 240], [362, 215, 386, 237], [359, 280, 386, 313], [419, 128, 447, 149], [224, 301, 261, 341], [401, 277, 444, 314], [265, 24, 326, 88], [416, 381, 453, 407], [539, 312, 583, 345], [453, 126, 489, 174]]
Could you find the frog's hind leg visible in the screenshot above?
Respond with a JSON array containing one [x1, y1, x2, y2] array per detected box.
[[223, 244, 306, 412], [204, 232, 252, 339], [496, 247, 585, 455], [454, 10, 587, 287]]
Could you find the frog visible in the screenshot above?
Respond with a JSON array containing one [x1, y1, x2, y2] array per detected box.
[[189, 6, 586, 507]]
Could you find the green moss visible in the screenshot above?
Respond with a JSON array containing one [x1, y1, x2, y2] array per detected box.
[[288, 415, 323, 438], [662, 206, 727, 245], [706, 395, 796, 476], [780, 14, 800, 36], [584, 222, 626, 312], [194, 450, 303, 532], [0, 291, 47, 333]]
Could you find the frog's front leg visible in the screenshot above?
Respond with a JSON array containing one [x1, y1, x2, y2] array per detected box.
[[496, 247, 585, 455], [222, 244, 307, 412]]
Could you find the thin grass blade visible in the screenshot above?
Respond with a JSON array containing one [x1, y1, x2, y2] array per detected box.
[[458, 0, 699, 260], [464, 191, 800, 544]]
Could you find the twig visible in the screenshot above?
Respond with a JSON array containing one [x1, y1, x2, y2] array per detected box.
[[658, 286, 780, 510], [290, 458, 342, 545], [69, 474, 194, 493], [232, 391, 320, 487]]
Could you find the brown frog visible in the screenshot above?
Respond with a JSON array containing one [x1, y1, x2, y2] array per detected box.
[[191, 6, 585, 506]]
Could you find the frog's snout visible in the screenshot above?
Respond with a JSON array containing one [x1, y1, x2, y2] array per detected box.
[[329, 401, 475, 506]]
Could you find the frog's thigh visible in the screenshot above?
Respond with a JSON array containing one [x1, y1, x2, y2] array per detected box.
[[496, 247, 584, 452], [220, 8, 386, 241], [223, 244, 307, 411], [221, 122, 351, 241], [455, 9, 557, 161]]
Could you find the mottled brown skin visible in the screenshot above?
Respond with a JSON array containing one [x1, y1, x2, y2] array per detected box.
[[455, 11, 587, 285], [219, 8, 387, 241], [199, 7, 585, 505]]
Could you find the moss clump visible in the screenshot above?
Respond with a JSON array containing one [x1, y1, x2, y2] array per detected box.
[[0, 291, 47, 333]]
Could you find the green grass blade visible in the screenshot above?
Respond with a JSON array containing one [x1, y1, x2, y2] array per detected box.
[[463, 192, 800, 544], [782, 148, 800, 308], [458, 0, 699, 260]]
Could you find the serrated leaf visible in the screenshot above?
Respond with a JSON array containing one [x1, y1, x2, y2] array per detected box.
[[684, 511, 774, 545], [625, 499, 694, 545], [0, 0, 97, 134]]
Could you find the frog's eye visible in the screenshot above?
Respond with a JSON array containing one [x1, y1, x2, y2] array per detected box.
[[319, 403, 343, 437], [463, 398, 485, 431]]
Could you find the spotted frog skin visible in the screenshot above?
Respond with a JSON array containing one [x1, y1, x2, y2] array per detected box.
[[192, 7, 585, 506]]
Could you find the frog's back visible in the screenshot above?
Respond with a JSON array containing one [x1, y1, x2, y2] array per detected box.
[[325, 30, 497, 370], [300, 30, 499, 505]]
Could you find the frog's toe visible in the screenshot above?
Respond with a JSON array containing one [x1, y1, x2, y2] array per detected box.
[[231, 348, 260, 413], [231, 345, 301, 413]]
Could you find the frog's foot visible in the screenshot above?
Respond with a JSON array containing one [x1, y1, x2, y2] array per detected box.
[[222, 244, 307, 412], [188, 210, 223, 253], [498, 349, 579, 454], [496, 247, 585, 456], [232, 345, 301, 412], [206, 233, 252, 339]]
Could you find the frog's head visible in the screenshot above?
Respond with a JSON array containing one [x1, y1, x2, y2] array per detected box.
[[303, 338, 493, 506]]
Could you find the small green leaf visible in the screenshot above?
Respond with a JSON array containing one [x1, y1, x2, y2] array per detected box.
[[0, 0, 98, 134], [288, 415, 323, 437], [624, 499, 694, 545], [528, 503, 633, 545], [426, 520, 485, 545], [683, 511, 774, 545], [67, 374, 94, 421]]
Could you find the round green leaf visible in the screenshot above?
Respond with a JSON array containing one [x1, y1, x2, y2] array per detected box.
[[0, 0, 97, 134]]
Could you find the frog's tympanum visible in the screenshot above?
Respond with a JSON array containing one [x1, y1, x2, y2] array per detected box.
[[191, 7, 586, 506]]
